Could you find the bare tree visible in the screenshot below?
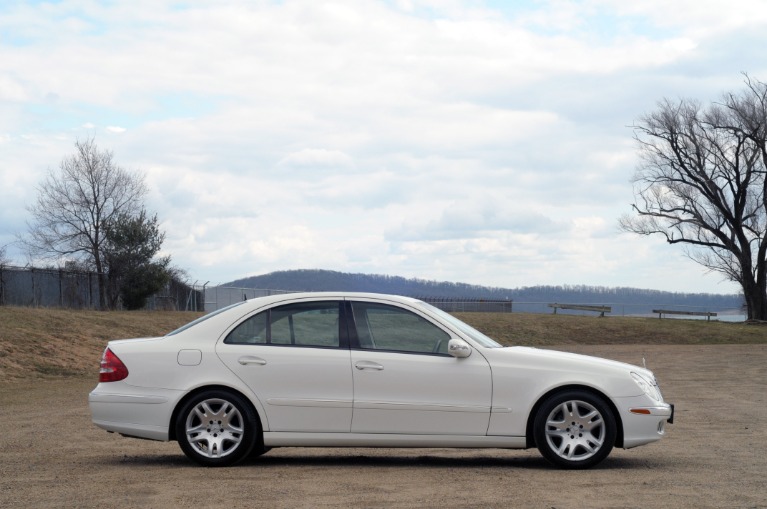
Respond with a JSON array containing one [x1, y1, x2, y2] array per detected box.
[[621, 75, 767, 319], [23, 138, 147, 309]]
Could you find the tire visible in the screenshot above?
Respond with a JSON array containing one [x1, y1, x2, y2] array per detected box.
[[175, 389, 259, 467], [533, 390, 616, 469]]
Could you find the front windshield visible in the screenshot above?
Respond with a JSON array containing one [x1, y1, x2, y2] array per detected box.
[[420, 302, 503, 348], [165, 301, 246, 336]]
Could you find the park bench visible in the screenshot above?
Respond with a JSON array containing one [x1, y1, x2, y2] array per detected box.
[[652, 309, 717, 321], [548, 303, 611, 317]]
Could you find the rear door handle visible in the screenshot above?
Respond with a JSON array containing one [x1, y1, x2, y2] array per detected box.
[[355, 361, 384, 371], [238, 356, 267, 366]]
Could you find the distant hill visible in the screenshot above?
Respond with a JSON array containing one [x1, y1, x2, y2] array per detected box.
[[225, 269, 743, 314]]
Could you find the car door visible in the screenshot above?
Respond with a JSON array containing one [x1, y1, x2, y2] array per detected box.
[[348, 299, 492, 435], [216, 300, 353, 433]]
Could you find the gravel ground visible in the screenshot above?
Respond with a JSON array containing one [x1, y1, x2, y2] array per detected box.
[[1, 344, 765, 509]]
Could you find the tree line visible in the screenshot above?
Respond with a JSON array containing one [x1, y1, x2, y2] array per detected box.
[[226, 269, 742, 311]]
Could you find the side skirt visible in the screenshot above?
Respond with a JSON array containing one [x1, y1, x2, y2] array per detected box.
[[263, 432, 527, 449]]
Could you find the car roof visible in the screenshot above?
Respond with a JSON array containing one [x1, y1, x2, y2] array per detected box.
[[167, 292, 428, 338], [242, 292, 423, 307]]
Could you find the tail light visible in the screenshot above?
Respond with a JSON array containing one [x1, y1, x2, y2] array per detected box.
[[99, 347, 129, 382]]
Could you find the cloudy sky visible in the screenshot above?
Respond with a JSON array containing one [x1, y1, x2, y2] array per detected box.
[[2, 0, 766, 293]]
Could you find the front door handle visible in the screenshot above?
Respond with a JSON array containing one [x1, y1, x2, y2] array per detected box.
[[355, 361, 384, 371], [238, 356, 267, 366]]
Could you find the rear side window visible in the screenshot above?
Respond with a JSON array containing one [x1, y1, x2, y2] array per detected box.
[[225, 311, 268, 344], [351, 302, 450, 354], [225, 301, 341, 348]]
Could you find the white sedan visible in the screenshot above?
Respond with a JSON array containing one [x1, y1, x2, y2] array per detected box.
[[89, 292, 673, 469]]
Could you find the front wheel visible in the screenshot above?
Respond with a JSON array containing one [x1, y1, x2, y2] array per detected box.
[[175, 390, 259, 467], [533, 390, 616, 469]]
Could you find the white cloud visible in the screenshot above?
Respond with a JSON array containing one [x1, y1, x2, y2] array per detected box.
[[0, 0, 760, 293], [277, 149, 355, 171]]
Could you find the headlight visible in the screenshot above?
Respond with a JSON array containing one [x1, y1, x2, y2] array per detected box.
[[631, 372, 662, 401]]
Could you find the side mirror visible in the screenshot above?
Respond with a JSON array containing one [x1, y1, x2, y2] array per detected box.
[[448, 338, 472, 358]]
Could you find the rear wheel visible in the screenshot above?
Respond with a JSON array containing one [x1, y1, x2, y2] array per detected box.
[[533, 390, 616, 469], [175, 390, 258, 467]]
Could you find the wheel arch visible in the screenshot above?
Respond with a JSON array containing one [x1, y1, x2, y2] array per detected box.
[[169, 384, 265, 444], [524, 384, 624, 449]]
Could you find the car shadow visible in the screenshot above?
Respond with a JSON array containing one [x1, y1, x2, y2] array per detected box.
[[246, 453, 551, 469], [95, 450, 660, 470]]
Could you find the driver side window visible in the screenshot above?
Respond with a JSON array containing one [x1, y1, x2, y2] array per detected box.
[[351, 302, 450, 354]]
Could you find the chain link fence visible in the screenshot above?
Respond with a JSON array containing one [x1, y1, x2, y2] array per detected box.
[[0, 265, 203, 311], [0, 265, 99, 308], [202, 286, 294, 312], [415, 297, 513, 313]]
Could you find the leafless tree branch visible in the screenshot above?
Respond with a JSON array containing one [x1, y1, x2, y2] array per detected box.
[[622, 75, 767, 319]]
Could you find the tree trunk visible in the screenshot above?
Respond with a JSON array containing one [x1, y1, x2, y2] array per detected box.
[[93, 252, 108, 310], [742, 279, 767, 320], [97, 271, 108, 310]]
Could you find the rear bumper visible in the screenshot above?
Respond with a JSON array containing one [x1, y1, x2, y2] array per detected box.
[[89, 383, 183, 441]]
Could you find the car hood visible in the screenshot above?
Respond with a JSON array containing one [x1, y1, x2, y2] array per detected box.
[[488, 346, 653, 379]]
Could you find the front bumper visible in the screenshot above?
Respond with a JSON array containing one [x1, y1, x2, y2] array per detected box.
[[617, 397, 674, 449], [629, 403, 675, 423]]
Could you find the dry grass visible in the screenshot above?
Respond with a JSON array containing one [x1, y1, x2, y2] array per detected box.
[[456, 312, 767, 346], [1, 306, 766, 382], [0, 307, 202, 382]]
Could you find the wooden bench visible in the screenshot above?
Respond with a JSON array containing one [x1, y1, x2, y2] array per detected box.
[[652, 309, 717, 321], [548, 303, 611, 317]]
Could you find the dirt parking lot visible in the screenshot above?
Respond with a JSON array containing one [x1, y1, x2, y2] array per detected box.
[[1, 344, 765, 509]]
